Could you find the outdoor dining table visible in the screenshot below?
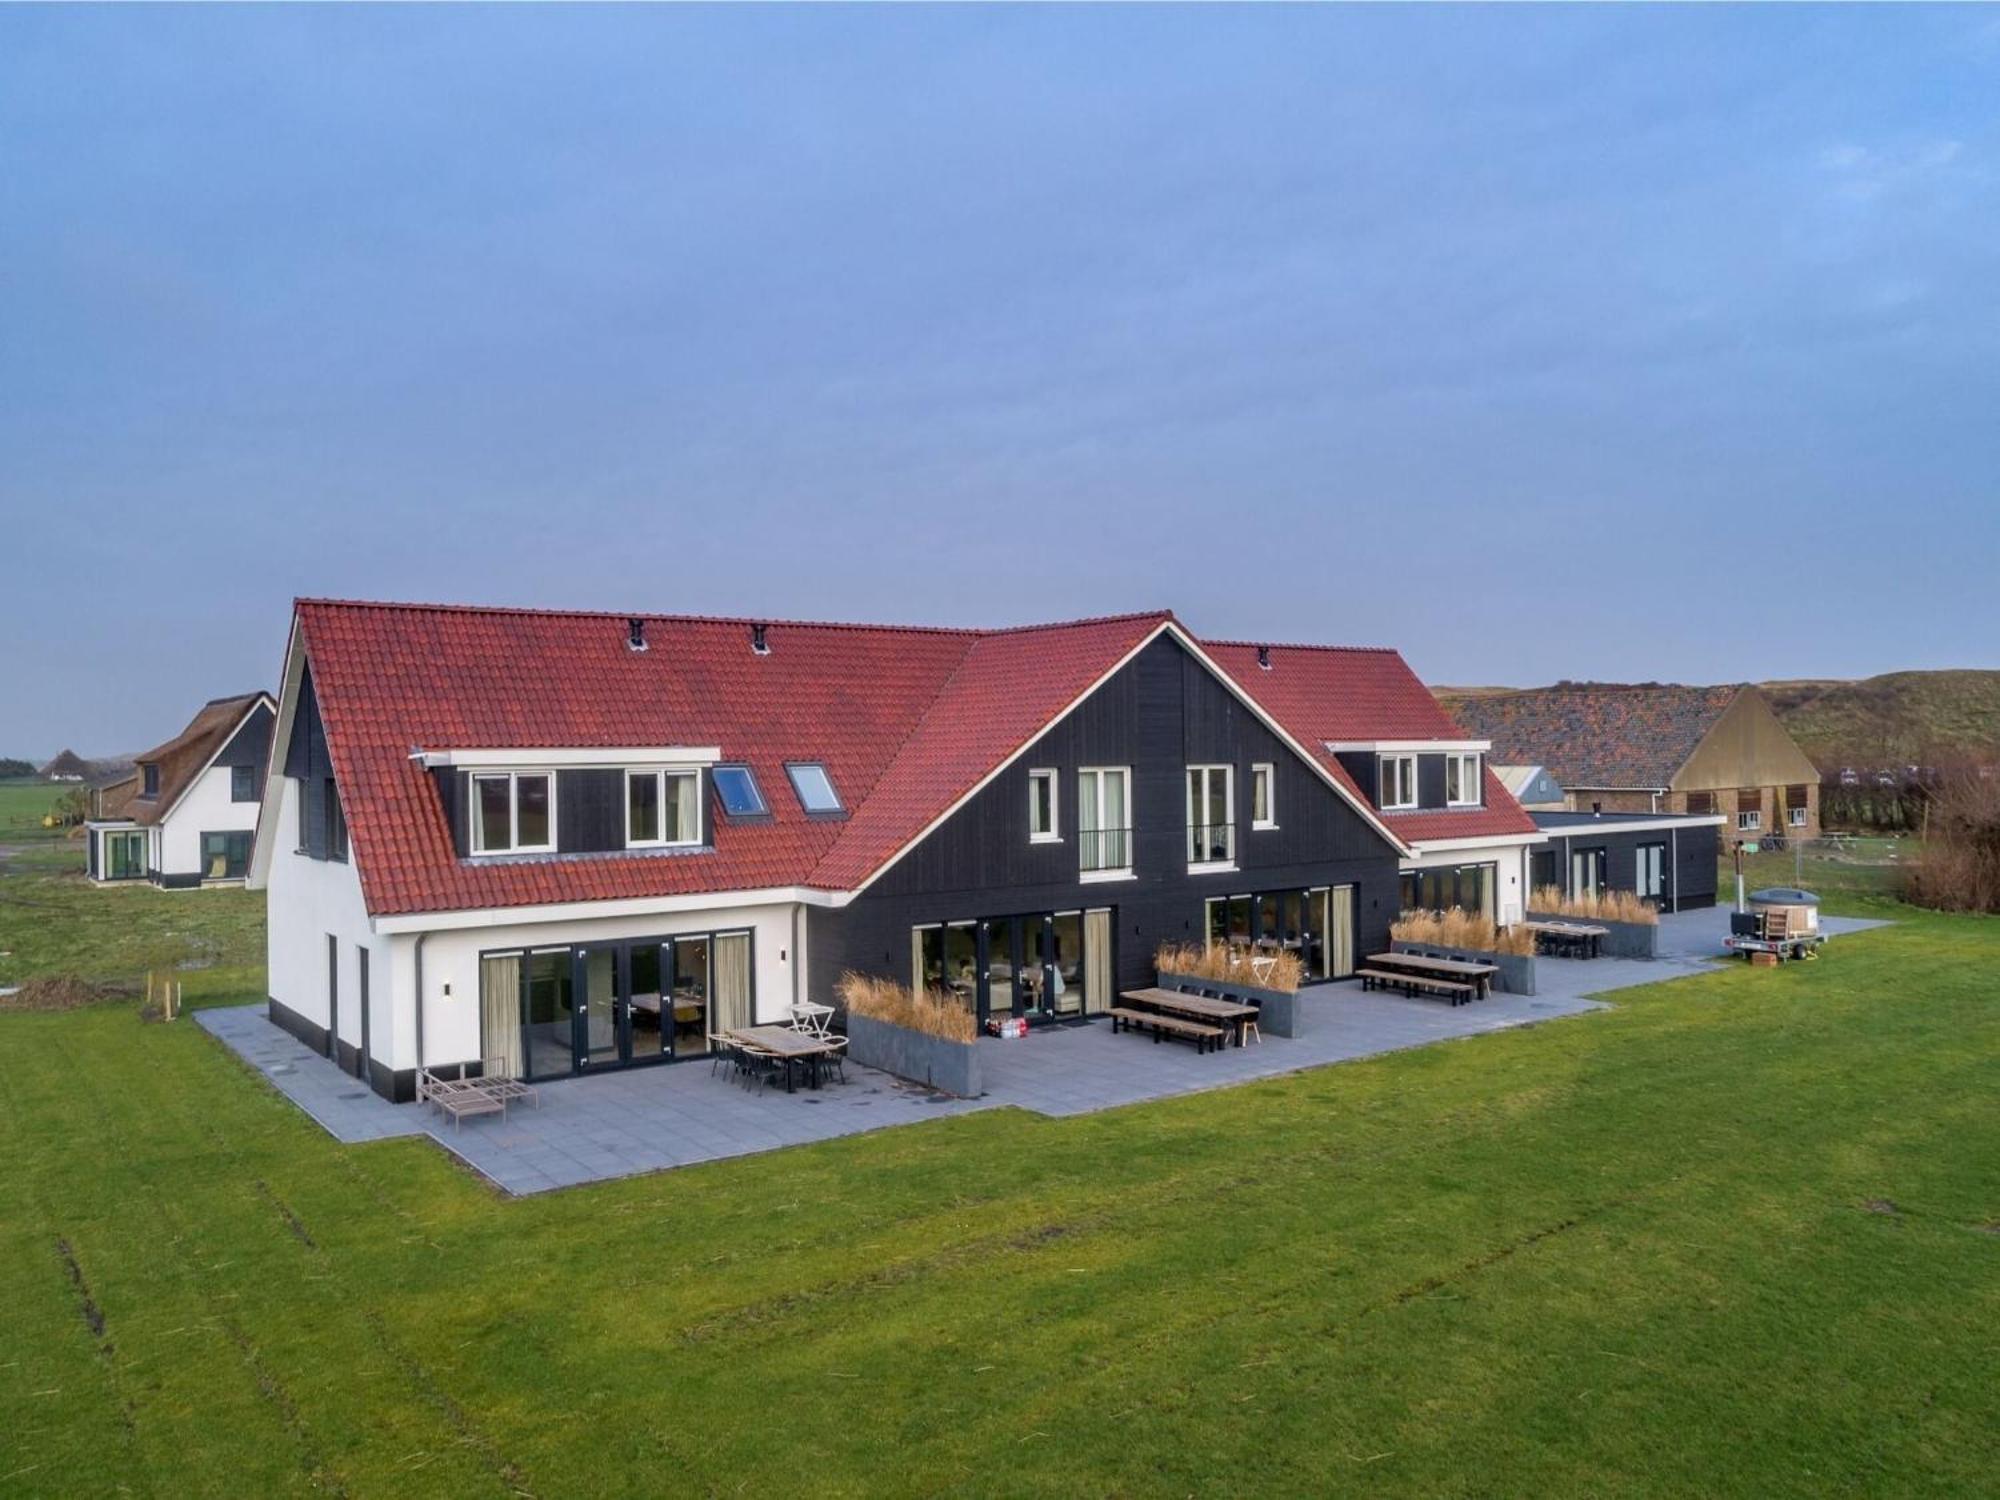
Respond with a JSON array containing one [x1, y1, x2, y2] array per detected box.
[[1521, 920, 1610, 959], [1120, 987, 1261, 1046], [723, 1024, 840, 1092], [1363, 951, 1500, 999]]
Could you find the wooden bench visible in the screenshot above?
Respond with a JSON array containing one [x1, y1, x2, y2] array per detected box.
[[1109, 1006, 1227, 1054], [1356, 968, 1478, 1006]]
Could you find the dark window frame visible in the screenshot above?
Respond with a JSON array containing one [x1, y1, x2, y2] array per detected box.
[[784, 762, 847, 820], [141, 762, 160, 797], [711, 764, 771, 823], [230, 763, 258, 803]]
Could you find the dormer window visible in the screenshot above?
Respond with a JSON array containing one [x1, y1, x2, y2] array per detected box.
[[141, 762, 160, 797], [471, 771, 554, 854], [627, 768, 701, 848], [785, 763, 843, 816], [1445, 752, 1481, 807], [711, 764, 768, 820], [1379, 754, 1417, 811]]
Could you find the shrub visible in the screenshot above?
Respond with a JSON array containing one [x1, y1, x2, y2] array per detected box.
[[835, 971, 978, 1044], [1389, 908, 1534, 956], [1530, 885, 1660, 925], [1153, 941, 1304, 994], [1903, 775, 2000, 913]]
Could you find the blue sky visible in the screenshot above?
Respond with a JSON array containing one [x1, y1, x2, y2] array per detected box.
[[3, 7, 1997, 757]]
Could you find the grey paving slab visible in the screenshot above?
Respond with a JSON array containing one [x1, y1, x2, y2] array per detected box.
[[199, 905, 1892, 1195]]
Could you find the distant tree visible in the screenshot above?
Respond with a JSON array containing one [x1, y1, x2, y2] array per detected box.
[[0, 757, 35, 778]]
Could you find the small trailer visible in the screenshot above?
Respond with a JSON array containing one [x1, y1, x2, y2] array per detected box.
[[1723, 887, 1826, 962]]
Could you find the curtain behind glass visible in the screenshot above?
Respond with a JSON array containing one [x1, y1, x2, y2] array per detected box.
[[1083, 910, 1112, 1014], [480, 955, 524, 1077], [713, 934, 752, 1032]]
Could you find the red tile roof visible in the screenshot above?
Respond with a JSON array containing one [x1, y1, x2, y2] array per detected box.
[[1203, 642, 1540, 843], [295, 600, 1174, 917], [294, 602, 1526, 919]]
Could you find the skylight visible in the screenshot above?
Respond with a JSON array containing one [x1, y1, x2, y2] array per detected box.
[[786, 762, 843, 815], [711, 764, 768, 819]]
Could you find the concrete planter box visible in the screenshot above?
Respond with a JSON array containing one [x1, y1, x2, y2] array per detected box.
[[1527, 911, 1660, 960], [845, 1013, 983, 1098], [1158, 971, 1304, 1038], [1388, 941, 1538, 996]]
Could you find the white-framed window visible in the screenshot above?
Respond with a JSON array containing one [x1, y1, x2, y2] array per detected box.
[[626, 768, 701, 848], [1445, 752, 1481, 807], [1379, 754, 1418, 810], [786, 762, 843, 816], [1186, 765, 1235, 866], [471, 771, 555, 854], [1788, 805, 1807, 827], [1028, 768, 1059, 842], [1738, 809, 1762, 832], [1250, 763, 1276, 829], [1077, 767, 1131, 876]]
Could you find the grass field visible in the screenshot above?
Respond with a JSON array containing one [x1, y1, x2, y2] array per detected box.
[[0, 778, 71, 847], [1, 853, 1995, 1495]]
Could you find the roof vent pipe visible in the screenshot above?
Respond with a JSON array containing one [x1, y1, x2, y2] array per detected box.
[[1256, 645, 1271, 670], [751, 623, 770, 655], [627, 618, 647, 652]]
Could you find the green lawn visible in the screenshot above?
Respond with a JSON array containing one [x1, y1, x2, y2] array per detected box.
[[0, 778, 71, 846], [2, 876, 1995, 1496]]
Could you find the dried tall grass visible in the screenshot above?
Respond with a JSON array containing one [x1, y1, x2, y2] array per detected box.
[[1904, 774, 2000, 914], [1389, 908, 1534, 957], [836, 971, 978, 1044], [1530, 885, 1660, 925], [1153, 941, 1304, 994]]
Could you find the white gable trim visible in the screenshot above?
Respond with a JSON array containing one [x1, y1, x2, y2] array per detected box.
[[247, 619, 306, 892], [153, 692, 277, 829], [842, 619, 1412, 902], [413, 746, 722, 769]]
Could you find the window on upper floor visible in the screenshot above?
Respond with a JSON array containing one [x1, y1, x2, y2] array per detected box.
[[1186, 765, 1234, 866], [327, 778, 349, 862], [1379, 754, 1417, 810], [1078, 767, 1131, 876], [627, 768, 701, 848], [711, 764, 768, 820], [231, 763, 257, 802], [1028, 768, 1059, 842], [471, 771, 553, 855], [141, 762, 160, 798], [1250, 763, 1276, 829], [1445, 752, 1481, 807], [786, 763, 844, 816]]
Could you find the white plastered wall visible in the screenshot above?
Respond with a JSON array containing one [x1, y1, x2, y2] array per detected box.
[[398, 900, 805, 1072], [1399, 840, 1540, 926], [158, 764, 263, 879], [263, 775, 386, 1060]]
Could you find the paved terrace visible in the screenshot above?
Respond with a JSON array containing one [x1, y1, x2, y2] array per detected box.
[[198, 906, 1889, 1196]]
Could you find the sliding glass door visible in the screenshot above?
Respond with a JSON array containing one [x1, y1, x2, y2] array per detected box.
[[910, 908, 1113, 1028]]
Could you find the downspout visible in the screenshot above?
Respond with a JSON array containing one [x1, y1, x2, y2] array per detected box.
[[414, 931, 428, 1081], [1670, 826, 1679, 913], [792, 903, 803, 1012]]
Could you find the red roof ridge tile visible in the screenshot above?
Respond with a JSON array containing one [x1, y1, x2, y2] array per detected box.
[[294, 596, 1179, 640]]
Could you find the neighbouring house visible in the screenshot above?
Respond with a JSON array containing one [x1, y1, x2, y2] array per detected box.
[[1443, 683, 1823, 848], [250, 599, 1544, 1102], [39, 749, 92, 782], [1528, 810, 1724, 912], [1495, 764, 1566, 810], [85, 692, 277, 887]]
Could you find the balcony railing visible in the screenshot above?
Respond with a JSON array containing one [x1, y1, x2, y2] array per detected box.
[[1078, 827, 1133, 874], [1187, 822, 1235, 865]]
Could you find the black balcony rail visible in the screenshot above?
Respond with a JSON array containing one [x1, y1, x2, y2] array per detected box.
[[1186, 821, 1235, 865], [1078, 827, 1133, 873]]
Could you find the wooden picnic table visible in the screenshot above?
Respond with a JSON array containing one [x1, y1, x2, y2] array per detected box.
[[724, 1024, 840, 1092], [1364, 952, 1500, 1000], [1120, 987, 1260, 1047], [1521, 920, 1609, 959]]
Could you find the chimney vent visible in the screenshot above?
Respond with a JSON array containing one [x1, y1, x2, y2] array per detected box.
[[1256, 644, 1272, 670], [627, 618, 647, 652], [751, 623, 770, 655]]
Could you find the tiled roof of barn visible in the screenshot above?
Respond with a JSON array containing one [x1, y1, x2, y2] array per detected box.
[[1441, 684, 1743, 790]]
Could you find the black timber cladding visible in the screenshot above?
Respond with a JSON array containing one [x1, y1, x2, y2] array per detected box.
[[1532, 815, 1719, 912], [810, 634, 1403, 999], [213, 701, 275, 772]]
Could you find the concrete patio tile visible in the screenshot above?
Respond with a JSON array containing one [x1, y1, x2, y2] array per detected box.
[[198, 905, 1894, 1194]]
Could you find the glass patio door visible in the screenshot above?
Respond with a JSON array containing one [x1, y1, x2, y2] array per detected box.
[[576, 945, 624, 1068]]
